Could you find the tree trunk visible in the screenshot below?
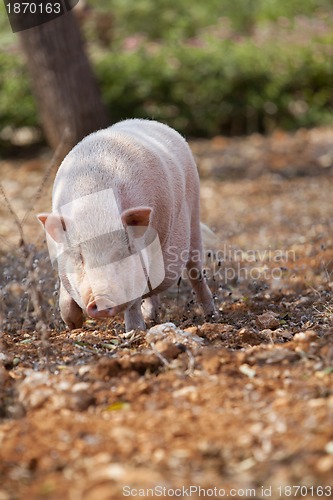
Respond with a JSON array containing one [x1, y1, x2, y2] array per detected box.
[[18, 10, 109, 154]]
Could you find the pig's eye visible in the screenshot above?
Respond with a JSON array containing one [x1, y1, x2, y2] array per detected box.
[[74, 245, 85, 265]]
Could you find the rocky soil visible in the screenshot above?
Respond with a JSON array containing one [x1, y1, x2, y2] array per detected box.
[[0, 128, 333, 499]]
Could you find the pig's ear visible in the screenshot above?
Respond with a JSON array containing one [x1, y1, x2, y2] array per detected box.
[[37, 213, 67, 243], [121, 207, 152, 227], [121, 207, 152, 238]]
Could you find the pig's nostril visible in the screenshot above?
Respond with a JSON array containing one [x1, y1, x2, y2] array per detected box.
[[87, 300, 99, 318], [87, 297, 116, 318]]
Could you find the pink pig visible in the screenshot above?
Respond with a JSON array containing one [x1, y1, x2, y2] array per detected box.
[[38, 119, 216, 331]]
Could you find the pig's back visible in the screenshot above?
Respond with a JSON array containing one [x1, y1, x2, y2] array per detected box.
[[53, 119, 199, 224], [53, 120, 199, 283]]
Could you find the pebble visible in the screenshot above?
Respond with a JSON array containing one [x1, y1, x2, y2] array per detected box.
[[256, 312, 280, 330]]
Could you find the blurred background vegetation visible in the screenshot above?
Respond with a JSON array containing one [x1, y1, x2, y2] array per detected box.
[[0, 0, 333, 139]]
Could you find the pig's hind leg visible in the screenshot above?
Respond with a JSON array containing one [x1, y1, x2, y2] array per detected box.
[[186, 225, 217, 320], [141, 295, 160, 325]]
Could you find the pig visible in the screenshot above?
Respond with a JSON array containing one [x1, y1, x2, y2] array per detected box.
[[38, 119, 216, 331]]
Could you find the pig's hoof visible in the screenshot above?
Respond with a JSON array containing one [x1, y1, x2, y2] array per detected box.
[[141, 297, 160, 323], [64, 316, 84, 330], [204, 309, 219, 323]]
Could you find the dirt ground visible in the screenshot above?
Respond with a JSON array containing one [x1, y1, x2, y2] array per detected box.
[[0, 128, 333, 500]]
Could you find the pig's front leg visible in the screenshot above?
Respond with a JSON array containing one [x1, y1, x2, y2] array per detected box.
[[59, 282, 84, 330], [124, 299, 146, 332]]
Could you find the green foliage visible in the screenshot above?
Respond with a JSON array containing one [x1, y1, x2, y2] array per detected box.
[[0, 2, 37, 129], [103, 0, 224, 40], [96, 32, 333, 137], [90, 0, 332, 39], [1, 0, 333, 137], [0, 53, 37, 129]]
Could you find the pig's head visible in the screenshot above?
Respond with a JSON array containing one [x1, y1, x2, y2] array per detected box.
[[38, 199, 165, 324]]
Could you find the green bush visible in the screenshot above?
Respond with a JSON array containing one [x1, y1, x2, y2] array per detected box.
[[91, 0, 332, 40], [95, 33, 333, 137], [0, 53, 37, 129], [1, 0, 333, 138]]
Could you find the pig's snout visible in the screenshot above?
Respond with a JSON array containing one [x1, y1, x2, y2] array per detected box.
[[87, 297, 120, 319]]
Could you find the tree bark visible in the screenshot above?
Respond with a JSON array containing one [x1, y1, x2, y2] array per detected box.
[[18, 10, 109, 154]]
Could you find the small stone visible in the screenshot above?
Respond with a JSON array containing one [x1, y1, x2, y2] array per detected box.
[[154, 340, 183, 360], [237, 328, 261, 345], [256, 312, 280, 330], [294, 330, 318, 342], [173, 386, 197, 398], [239, 364, 256, 378], [325, 441, 333, 454], [184, 326, 199, 336], [316, 455, 333, 472]]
